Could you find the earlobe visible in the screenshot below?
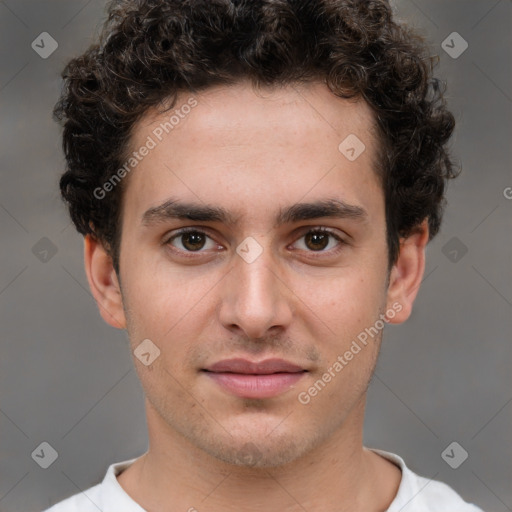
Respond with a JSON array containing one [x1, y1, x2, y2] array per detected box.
[[83, 234, 127, 330], [385, 219, 429, 324]]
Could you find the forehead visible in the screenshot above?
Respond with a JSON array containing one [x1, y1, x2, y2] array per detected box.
[[121, 80, 382, 228], [140, 81, 377, 149]]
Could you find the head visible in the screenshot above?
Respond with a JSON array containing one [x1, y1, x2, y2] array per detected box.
[[54, 0, 457, 468]]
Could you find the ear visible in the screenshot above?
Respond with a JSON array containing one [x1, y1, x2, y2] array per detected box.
[[83, 234, 127, 329], [385, 219, 429, 324]]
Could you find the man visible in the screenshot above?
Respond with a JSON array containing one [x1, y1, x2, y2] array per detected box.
[[46, 0, 484, 510]]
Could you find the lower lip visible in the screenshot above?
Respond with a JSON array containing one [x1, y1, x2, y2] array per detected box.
[[204, 371, 306, 399]]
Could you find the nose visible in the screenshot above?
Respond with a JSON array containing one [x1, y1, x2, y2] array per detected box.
[[217, 240, 294, 340]]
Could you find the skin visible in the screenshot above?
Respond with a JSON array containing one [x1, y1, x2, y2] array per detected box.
[[84, 80, 429, 512]]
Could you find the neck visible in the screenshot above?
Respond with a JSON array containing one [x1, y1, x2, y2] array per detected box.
[[117, 397, 402, 512]]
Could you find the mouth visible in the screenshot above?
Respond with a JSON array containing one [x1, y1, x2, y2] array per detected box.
[[202, 358, 308, 399]]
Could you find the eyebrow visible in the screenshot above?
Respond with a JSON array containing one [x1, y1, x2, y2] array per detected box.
[[141, 197, 368, 228]]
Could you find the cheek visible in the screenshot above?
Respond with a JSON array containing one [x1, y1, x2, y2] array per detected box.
[[122, 268, 218, 376], [292, 267, 386, 338], [123, 260, 205, 332]]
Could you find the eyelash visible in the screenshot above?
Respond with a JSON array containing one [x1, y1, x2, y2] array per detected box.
[[163, 227, 346, 258]]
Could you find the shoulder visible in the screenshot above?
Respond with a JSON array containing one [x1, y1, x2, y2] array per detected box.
[[370, 449, 485, 512], [403, 472, 485, 512], [43, 483, 104, 512], [42, 458, 144, 512]]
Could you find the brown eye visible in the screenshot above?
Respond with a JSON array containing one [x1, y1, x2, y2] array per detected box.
[[166, 229, 216, 252], [293, 228, 345, 254], [304, 231, 330, 251], [180, 232, 206, 251]]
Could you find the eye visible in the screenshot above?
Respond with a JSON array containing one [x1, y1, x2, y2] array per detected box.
[[292, 228, 345, 253], [163, 227, 346, 257], [165, 228, 218, 252]]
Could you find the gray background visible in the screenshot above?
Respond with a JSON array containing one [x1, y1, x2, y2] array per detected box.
[[0, 1, 510, 511]]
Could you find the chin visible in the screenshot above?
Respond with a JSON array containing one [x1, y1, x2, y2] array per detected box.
[[200, 433, 306, 469]]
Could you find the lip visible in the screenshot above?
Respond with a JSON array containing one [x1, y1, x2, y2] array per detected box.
[[203, 358, 307, 399], [205, 358, 305, 374]]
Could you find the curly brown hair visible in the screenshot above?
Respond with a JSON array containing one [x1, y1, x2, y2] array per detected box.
[[54, 0, 457, 275]]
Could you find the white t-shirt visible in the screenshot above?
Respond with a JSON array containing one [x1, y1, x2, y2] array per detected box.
[[43, 449, 485, 511]]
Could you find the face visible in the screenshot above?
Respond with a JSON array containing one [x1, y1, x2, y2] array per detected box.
[[86, 80, 426, 469]]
